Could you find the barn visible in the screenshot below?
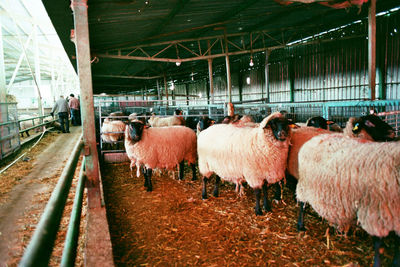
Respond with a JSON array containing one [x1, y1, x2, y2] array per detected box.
[[0, 0, 399, 266]]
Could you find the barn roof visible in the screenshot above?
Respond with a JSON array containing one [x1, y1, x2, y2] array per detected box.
[[41, 0, 400, 94]]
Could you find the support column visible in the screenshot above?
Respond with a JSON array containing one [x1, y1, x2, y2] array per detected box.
[[71, 0, 100, 204], [185, 83, 189, 105], [156, 79, 161, 100], [222, 29, 232, 103], [163, 73, 168, 110], [289, 58, 295, 103], [33, 24, 44, 123], [207, 40, 214, 104], [0, 17, 5, 102], [264, 49, 271, 103], [368, 0, 376, 100]]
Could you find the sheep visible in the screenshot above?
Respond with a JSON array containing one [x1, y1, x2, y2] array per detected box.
[[306, 116, 342, 132], [124, 120, 197, 191], [101, 118, 126, 143], [148, 112, 185, 127], [288, 115, 396, 180], [296, 133, 400, 267], [196, 116, 215, 134], [19, 114, 41, 137], [197, 112, 292, 215]]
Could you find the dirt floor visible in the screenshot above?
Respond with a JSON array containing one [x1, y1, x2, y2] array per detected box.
[[102, 162, 398, 267], [0, 126, 85, 266]]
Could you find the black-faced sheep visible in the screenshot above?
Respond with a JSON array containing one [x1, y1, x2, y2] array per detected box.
[[124, 121, 197, 191], [296, 134, 400, 267], [197, 112, 292, 215], [306, 116, 342, 132]]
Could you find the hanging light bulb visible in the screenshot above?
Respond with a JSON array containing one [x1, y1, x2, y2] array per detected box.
[[191, 72, 194, 81], [176, 61, 181, 66], [198, 93, 202, 98], [249, 57, 254, 67]]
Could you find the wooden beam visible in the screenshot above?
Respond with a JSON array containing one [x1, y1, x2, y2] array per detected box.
[[368, 0, 376, 100]]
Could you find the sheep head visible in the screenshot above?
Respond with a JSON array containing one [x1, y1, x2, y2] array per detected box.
[[350, 115, 395, 142], [260, 112, 291, 142], [128, 120, 145, 143]]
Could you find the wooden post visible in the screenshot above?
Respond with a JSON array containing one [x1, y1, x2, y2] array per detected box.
[[368, 0, 376, 100], [222, 29, 232, 103], [71, 0, 100, 203]]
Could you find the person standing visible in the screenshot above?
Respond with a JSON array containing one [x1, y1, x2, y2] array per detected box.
[[51, 95, 70, 133], [69, 93, 81, 126]]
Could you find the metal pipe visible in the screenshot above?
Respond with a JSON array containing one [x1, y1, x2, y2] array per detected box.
[[368, 0, 376, 100], [19, 137, 83, 267], [60, 157, 86, 267]]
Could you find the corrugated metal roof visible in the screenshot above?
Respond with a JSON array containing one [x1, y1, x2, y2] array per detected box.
[[42, 0, 400, 94]]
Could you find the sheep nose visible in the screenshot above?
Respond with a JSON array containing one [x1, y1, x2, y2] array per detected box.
[[277, 130, 288, 141], [386, 130, 395, 140]]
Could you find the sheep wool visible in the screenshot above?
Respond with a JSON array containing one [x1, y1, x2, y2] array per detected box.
[[287, 126, 331, 178], [148, 115, 184, 127], [297, 134, 400, 237], [125, 125, 197, 170], [101, 120, 126, 142], [198, 112, 290, 189]]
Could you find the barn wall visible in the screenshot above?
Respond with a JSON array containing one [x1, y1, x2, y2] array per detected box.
[[175, 10, 399, 105]]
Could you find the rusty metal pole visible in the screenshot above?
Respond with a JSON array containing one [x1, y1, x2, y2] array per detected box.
[[163, 73, 169, 111], [71, 0, 100, 207], [208, 58, 214, 104], [368, 0, 376, 100], [264, 49, 271, 103], [223, 29, 232, 103], [207, 40, 214, 104]]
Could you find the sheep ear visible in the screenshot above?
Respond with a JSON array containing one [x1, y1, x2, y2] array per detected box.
[[365, 120, 376, 128]]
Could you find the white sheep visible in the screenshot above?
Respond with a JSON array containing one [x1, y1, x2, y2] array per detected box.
[[101, 118, 126, 143], [288, 115, 396, 180], [296, 134, 400, 267], [197, 112, 292, 215], [148, 115, 185, 127], [124, 120, 197, 191]]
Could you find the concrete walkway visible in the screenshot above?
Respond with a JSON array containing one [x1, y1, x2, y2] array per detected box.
[[0, 125, 82, 265]]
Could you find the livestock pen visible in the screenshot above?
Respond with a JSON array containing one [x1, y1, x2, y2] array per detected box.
[[8, 0, 400, 266]]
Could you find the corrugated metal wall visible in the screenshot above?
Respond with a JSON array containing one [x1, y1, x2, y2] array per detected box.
[[267, 11, 400, 103]]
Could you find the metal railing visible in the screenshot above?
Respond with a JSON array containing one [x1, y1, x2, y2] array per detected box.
[[19, 135, 85, 267]]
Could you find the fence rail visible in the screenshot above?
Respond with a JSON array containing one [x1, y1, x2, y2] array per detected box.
[[19, 136, 84, 267]]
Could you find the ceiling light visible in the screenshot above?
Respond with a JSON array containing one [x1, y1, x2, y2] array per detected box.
[[246, 77, 251, 85], [145, 0, 149, 4], [198, 93, 202, 98], [249, 57, 254, 67], [176, 61, 181, 66]]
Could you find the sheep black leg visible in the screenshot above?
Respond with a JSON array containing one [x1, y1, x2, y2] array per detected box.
[[393, 234, 400, 267], [143, 167, 149, 188], [254, 188, 263, 216], [262, 183, 271, 212], [143, 168, 153, 192], [297, 201, 306, 231], [190, 163, 197, 181], [273, 182, 282, 201], [202, 177, 208, 199], [373, 236, 383, 267], [178, 161, 185, 180], [213, 175, 220, 197]]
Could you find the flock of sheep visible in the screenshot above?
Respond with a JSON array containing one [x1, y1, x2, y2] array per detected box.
[[101, 107, 399, 266]]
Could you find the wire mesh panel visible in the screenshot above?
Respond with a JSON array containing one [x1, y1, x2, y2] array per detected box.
[[0, 102, 20, 160]]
